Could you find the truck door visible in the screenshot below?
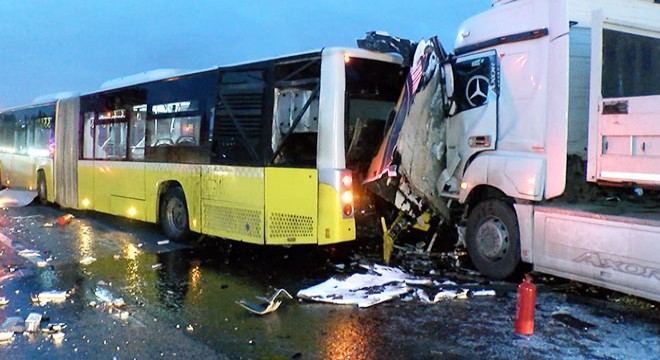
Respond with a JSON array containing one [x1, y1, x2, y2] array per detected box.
[[587, 13, 660, 187], [446, 50, 499, 180]]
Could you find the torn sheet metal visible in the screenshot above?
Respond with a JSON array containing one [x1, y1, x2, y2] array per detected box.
[[0, 189, 37, 208], [297, 264, 431, 308], [237, 288, 293, 315]]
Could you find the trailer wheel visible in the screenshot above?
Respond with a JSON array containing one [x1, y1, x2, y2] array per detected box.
[[37, 171, 48, 204], [466, 199, 520, 280], [160, 186, 191, 242]]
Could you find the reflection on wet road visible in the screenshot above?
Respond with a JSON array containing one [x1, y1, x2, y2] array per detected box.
[[1, 204, 658, 359]]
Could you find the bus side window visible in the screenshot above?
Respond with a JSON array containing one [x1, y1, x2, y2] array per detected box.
[[129, 105, 146, 160]]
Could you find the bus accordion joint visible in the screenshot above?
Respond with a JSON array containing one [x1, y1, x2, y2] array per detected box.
[[340, 170, 354, 218]]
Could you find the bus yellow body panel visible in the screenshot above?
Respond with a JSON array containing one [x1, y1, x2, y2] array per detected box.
[[200, 166, 264, 244], [317, 183, 355, 245], [264, 168, 318, 245]]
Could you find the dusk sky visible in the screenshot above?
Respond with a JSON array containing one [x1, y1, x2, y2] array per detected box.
[[0, 0, 491, 110]]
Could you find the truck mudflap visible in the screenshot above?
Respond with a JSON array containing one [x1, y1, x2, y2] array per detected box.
[[531, 206, 660, 302]]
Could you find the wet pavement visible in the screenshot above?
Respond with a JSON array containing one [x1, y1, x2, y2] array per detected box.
[[0, 203, 658, 359]]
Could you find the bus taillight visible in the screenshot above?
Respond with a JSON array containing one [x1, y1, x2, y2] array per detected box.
[[340, 171, 354, 218]]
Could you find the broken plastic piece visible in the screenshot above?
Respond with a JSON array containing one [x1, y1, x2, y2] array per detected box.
[[33, 290, 68, 304], [0, 297, 8, 306], [237, 288, 293, 315], [79, 256, 97, 265], [51, 331, 65, 342], [0, 331, 13, 342], [157, 240, 170, 245], [25, 313, 42, 332], [57, 214, 74, 226]]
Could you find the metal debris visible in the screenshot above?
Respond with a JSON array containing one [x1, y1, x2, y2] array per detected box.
[[237, 288, 293, 315]]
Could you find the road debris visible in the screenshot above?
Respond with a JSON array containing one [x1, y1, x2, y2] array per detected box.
[[79, 256, 97, 265], [94, 285, 126, 307], [237, 288, 293, 315], [157, 240, 170, 245], [0, 330, 13, 342], [0, 317, 25, 333], [51, 331, 65, 343], [297, 264, 431, 308], [25, 313, 43, 332], [0, 297, 8, 306], [32, 290, 68, 304]]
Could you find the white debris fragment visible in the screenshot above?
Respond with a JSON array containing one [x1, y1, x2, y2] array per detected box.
[[151, 263, 162, 270], [79, 256, 97, 265], [414, 288, 432, 304], [0, 331, 13, 342], [51, 331, 65, 342], [18, 249, 41, 258], [297, 264, 429, 308], [25, 313, 42, 332], [157, 240, 170, 245], [33, 290, 68, 304], [472, 289, 496, 297], [0, 297, 8, 306], [432, 288, 470, 302], [94, 286, 125, 307]]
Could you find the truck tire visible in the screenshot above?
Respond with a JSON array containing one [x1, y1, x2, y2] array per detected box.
[[465, 199, 520, 280], [160, 186, 191, 242], [37, 171, 48, 204]]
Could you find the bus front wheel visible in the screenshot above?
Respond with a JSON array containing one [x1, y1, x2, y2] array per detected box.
[[465, 199, 521, 280], [160, 186, 191, 242], [37, 171, 48, 204]]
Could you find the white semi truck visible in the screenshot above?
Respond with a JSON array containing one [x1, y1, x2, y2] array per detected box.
[[362, 0, 660, 302]]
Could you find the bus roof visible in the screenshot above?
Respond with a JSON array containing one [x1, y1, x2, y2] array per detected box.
[[94, 47, 403, 94]]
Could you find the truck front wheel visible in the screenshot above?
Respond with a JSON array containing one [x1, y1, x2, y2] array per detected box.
[[466, 199, 520, 280]]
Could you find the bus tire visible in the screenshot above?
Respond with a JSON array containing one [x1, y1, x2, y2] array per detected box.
[[37, 171, 48, 204], [465, 199, 520, 280], [160, 186, 191, 242]]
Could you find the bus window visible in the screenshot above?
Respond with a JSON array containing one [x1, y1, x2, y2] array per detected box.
[[344, 58, 407, 175], [270, 58, 321, 167], [213, 70, 265, 165], [83, 112, 95, 159], [96, 109, 127, 160], [130, 104, 146, 160], [272, 88, 319, 166], [31, 114, 53, 157], [14, 116, 28, 155], [148, 101, 201, 148]]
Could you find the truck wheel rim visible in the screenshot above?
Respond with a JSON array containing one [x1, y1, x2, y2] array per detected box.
[[476, 216, 509, 261]]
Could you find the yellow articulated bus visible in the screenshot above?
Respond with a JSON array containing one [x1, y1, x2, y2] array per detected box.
[[0, 48, 406, 245]]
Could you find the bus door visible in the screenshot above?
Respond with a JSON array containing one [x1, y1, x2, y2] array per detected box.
[[86, 106, 146, 220]]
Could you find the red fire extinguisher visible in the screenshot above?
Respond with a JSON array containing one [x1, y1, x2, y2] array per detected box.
[[515, 273, 536, 335]]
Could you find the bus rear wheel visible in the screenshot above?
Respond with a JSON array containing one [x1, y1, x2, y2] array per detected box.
[[465, 199, 520, 280], [37, 171, 48, 204], [160, 186, 191, 242]]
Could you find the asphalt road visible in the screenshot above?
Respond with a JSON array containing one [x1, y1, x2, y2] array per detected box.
[[0, 202, 658, 359]]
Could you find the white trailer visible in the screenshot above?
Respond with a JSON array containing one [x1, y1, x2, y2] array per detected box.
[[366, 0, 660, 301]]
